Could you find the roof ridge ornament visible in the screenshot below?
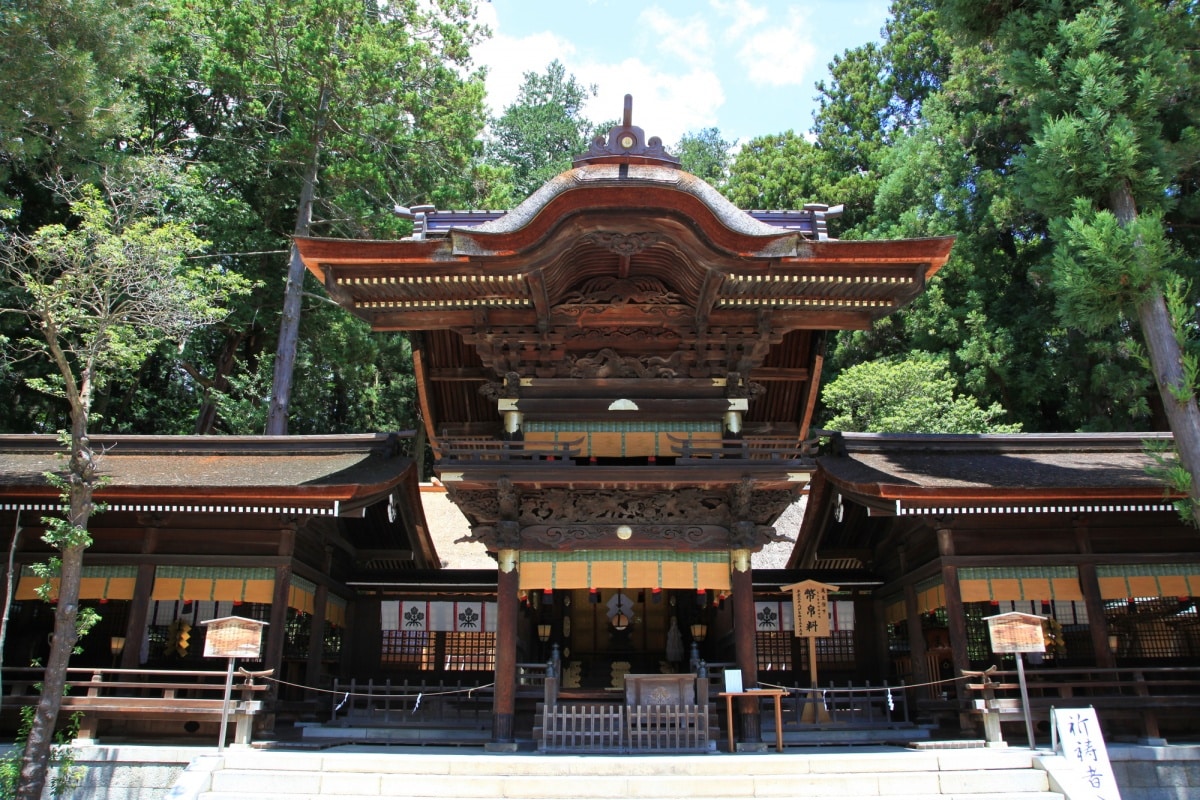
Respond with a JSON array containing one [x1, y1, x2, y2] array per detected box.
[[573, 94, 681, 168]]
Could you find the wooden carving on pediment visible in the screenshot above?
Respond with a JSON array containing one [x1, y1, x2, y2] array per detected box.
[[528, 524, 724, 549], [557, 275, 684, 308], [445, 487, 502, 523], [521, 488, 732, 527], [583, 232, 662, 257], [566, 348, 690, 379]]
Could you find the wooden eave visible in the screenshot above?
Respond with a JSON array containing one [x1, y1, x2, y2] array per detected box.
[[0, 433, 419, 514], [787, 432, 1184, 568], [294, 170, 954, 334], [436, 462, 814, 493]]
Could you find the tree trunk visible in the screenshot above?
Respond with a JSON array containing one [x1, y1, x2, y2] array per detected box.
[[1136, 291, 1200, 529], [17, 420, 93, 800], [265, 86, 330, 436], [1110, 182, 1200, 528], [194, 329, 246, 434]]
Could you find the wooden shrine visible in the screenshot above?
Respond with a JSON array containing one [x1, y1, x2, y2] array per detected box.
[[295, 98, 953, 746]]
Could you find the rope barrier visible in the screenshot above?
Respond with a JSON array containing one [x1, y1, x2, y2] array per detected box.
[[757, 673, 970, 695], [259, 673, 495, 701]]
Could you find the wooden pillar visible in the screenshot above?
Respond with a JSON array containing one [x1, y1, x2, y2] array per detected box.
[[904, 582, 930, 689], [941, 564, 970, 702], [122, 522, 159, 668], [1078, 563, 1115, 668], [121, 563, 156, 668], [264, 563, 292, 674], [491, 556, 520, 746], [305, 582, 329, 697], [731, 560, 761, 746]]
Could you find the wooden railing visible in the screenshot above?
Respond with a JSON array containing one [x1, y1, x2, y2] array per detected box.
[[962, 665, 1200, 741], [668, 435, 818, 462], [538, 671, 713, 753], [435, 437, 583, 464], [1, 666, 269, 744], [774, 681, 911, 728], [328, 677, 493, 726]]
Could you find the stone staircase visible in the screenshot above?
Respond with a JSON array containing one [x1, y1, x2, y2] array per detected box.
[[175, 746, 1066, 800]]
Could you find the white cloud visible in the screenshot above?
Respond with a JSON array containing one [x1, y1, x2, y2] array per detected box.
[[636, 7, 713, 70], [737, 6, 817, 87], [472, 3, 724, 147], [708, 0, 769, 42], [473, 4, 580, 116]]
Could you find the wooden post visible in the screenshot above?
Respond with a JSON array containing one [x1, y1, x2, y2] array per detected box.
[[491, 560, 519, 747], [942, 565, 970, 702], [731, 562, 760, 746], [121, 563, 155, 668], [304, 582, 328, 699], [1078, 563, 1115, 669]]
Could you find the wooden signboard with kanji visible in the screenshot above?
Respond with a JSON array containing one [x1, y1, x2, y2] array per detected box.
[[782, 580, 838, 638], [984, 612, 1046, 655], [202, 616, 267, 659], [781, 580, 839, 698]]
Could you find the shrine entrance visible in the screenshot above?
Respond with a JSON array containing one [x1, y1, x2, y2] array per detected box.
[[525, 587, 722, 691]]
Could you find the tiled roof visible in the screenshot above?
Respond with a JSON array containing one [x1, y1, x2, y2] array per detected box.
[[820, 432, 1170, 495], [0, 434, 414, 510]]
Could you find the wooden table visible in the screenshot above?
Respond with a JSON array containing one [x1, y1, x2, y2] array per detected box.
[[719, 689, 789, 752]]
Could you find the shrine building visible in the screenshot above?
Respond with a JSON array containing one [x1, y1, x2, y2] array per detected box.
[[1, 102, 1197, 751]]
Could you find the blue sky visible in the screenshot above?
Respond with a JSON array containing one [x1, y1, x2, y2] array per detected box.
[[473, 0, 892, 147]]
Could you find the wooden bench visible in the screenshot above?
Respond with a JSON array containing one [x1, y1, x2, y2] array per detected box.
[[3, 667, 269, 744]]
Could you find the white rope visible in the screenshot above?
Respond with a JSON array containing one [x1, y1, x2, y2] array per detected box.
[[261, 673, 495, 700]]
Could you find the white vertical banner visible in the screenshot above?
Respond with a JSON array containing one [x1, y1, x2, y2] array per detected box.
[[484, 602, 497, 632], [454, 601, 485, 632], [380, 600, 400, 631], [755, 601, 785, 631], [428, 601, 455, 631], [400, 601, 428, 631], [195, 601, 217, 623], [833, 600, 855, 632]]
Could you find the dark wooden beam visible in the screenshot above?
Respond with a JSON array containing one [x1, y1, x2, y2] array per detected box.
[[749, 367, 811, 382]]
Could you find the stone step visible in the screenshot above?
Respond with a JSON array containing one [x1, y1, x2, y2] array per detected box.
[[203, 767, 1052, 796], [202, 796, 1061, 800], [191, 748, 1063, 800]]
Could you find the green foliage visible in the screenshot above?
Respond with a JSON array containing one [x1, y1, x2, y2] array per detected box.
[[176, 0, 487, 233], [0, 708, 84, 799], [674, 128, 734, 187], [726, 131, 829, 210], [820, 353, 1022, 433], [0, 0, 154, 208], [1145, 437, 1197, 526], [1, 168, 251, 416], [486, 60, 598, 200], [1047, 202, 1173, 328]]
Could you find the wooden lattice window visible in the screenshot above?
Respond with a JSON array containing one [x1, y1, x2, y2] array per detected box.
[[442, 631, 496, 671], [381, 630, 433, 668], [756, 630, 793, 672], [380, 630, 495, 671]]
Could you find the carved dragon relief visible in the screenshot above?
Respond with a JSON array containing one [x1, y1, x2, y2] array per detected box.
[[522, 488, 731, 527], [447, 483, 795, 550], [559, 275, 681, 307], [567, 348, 690, 379], [582, 232, 663, 257]]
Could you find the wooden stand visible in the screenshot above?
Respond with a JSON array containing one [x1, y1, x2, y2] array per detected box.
[[719, 689, 788, 752]]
